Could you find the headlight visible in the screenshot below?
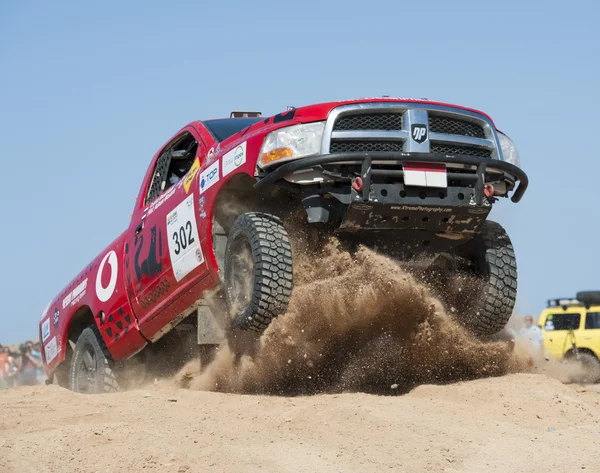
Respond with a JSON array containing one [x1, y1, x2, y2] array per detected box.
[[258, 122, 324, 169], [497, 132, 521, 168]]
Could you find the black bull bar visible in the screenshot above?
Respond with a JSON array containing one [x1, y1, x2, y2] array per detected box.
[[254, 152, 528, 205]]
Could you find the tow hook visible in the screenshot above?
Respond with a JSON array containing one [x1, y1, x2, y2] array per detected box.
[[484, 183, 494, 199], [352, 177, 363, 192]]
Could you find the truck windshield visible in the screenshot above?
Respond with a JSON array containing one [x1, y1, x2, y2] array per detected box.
[[203, 118, 263, 142]]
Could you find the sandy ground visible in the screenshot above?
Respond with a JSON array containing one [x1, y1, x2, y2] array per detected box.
[[4, 245, 599, 472], [1, 374, 600, 473]]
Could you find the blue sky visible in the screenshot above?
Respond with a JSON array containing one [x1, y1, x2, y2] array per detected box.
[[0, 0, 598, 343]]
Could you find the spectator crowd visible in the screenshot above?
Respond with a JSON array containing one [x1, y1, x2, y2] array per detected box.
[[0, 340, 45, 389]]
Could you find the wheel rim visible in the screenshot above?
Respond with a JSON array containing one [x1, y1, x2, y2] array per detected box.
[[75, 344, 97, 393], [228, 237, 255, 317]]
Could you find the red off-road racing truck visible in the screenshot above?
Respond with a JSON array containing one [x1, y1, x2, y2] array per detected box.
[[39, 98, 528, 393]]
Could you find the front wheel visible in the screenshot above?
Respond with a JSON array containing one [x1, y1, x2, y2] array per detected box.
[[69, 326, 119, 393], [224, 212, 294, 332], [457, 220, 518, 336]]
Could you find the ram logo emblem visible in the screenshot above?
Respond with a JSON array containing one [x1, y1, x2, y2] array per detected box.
[[411, 124, 428, 143]]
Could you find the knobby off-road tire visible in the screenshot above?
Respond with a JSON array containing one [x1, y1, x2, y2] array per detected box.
[[224, 212, 293, 332], [461, 220, 518, 336], [69, 326, 119, 394]]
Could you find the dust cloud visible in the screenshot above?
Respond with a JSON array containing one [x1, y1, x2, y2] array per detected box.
[[176, 238, 533, 395]]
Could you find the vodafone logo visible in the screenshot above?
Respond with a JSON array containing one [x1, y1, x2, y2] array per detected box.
[[96, 250, 118, 302]]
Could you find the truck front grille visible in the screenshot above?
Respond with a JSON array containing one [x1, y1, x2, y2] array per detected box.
[[330, 140, 403, 153], [333, 113, 403, 131], [325, 103, 497, 160], [430, 143, 492, 158], [429, 114, 486, 138]]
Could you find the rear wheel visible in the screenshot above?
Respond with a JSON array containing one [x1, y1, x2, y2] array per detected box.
[[69, 326, 118, 394], [224, 212, 294, 332]]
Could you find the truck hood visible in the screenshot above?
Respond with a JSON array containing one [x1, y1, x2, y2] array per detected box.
[[272, 97, 497, 128]]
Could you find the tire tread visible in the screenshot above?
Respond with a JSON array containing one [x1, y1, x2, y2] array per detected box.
[[225, 212, 293, 332], [470, 220, 518, 336], [69, 326, 119, 394]]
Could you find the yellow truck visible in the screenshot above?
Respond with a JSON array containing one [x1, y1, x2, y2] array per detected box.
[[539, 291, 600, 382]]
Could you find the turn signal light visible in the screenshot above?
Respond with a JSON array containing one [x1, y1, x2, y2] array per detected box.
[[260, 147, 294, 166]]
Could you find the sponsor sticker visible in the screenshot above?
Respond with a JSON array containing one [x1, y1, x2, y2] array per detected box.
[[146, 185, 176, 216], [44, 336, 60, 363], [183, 157, 201, 194], [198, 196, 206, 218], [53, 308, 60, 327], [199, 161, 220, 194], [139, 279, 170, 310], [62, 278, 88, 309], [42, 319, 50, 342], [222, 142, 246, 176], [390, 205, 452, 213], [96, 251, 118, 302]]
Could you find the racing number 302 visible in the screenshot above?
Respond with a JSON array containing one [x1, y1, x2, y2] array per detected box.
[[172, 221, 195, 256]]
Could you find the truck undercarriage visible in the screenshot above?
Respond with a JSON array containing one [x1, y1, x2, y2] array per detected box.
[[255, 151, 526, 253]]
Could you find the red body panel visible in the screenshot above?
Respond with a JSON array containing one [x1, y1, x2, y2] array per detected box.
[[39, 98, 497, 377], [40, 234, 147, 373]]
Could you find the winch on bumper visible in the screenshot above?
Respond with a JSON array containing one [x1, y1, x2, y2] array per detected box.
[[254, 151, 528, 235]]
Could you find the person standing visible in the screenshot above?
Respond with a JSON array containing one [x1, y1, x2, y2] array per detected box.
[[519, 315, 544, 355], [30, 342, 45, 384], [0, 346, 18, 388], [0, 345, 9, 389]]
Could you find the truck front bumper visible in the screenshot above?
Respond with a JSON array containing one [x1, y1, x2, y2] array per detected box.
[[254, 151, 528, 205]]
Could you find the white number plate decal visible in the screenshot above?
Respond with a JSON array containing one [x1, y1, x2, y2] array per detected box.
[[45, 336, 59, 363], [166, 194, 204, 282]]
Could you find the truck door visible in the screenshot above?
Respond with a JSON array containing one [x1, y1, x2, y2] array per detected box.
[[125, 129, 215, 340], [582, 311, 600, 353]]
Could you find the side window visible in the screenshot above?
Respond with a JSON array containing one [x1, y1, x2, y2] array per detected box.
[[585, 312, 600, 329], [145, 132, 199, 205], [544, 313, 581, 331]]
